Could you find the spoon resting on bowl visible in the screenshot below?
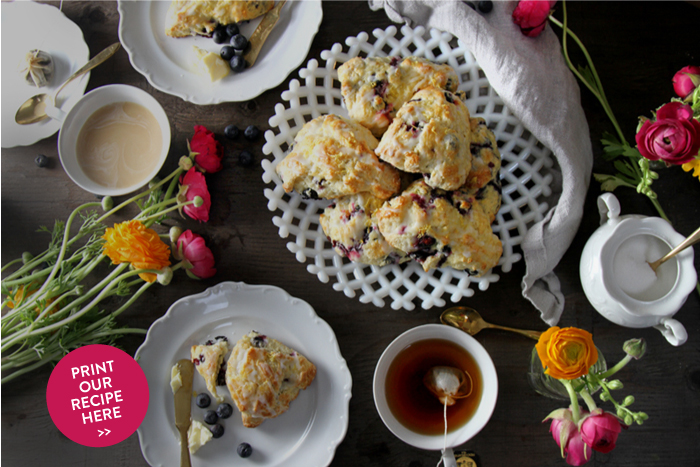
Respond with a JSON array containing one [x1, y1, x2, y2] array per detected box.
[[440, 306, 542, 341], [647, 225, 700, 273]]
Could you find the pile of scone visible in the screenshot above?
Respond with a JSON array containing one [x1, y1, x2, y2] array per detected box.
[[275, 56, 503, 276]]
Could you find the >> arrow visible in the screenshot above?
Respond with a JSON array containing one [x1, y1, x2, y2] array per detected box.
[[98, 428, 111, 437]]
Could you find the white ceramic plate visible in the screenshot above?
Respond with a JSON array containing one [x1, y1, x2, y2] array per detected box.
[[136, 282, 352, 467], [261, 25, 555, 310], [118, 0, 323, 104], [1, 1, 90, 148]]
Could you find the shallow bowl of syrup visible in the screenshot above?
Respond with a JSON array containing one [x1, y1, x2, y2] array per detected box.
[[373, 324, 498, 451]]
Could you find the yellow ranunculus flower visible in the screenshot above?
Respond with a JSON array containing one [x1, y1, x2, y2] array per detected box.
[[102, 220, 171, 283], [682, 157, 700, 180], [535, 326, 598, 380]]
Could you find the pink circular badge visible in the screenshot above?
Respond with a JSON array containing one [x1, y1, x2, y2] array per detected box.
[[46, 344, 149, 447]]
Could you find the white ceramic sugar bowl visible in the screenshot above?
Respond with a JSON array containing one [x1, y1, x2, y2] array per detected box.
[[580, 193, 696, 346]]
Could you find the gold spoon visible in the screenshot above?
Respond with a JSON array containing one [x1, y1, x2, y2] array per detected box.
[[440, 306, 542, 340], [647, 225, 700, 273], [15, 42, 121, 125]]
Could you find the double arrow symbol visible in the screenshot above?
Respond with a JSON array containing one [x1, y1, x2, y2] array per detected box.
[[98, 428, 111, 437]]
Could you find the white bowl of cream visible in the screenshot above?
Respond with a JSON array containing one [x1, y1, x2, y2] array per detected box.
[[57, 84, 171, 196]]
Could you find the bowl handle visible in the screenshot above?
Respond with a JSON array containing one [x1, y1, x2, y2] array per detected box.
[[654, 318, 687, 346], [597, 193, 621, 225]]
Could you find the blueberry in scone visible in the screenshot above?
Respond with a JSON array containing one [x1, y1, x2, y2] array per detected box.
[[320, 193, 408, 266], [375, 87, 472, 191], [165, 0, 274, 38], [191, 336, 230, 403], [464, 117, 501, 191], [275, 114, 401, 200], [338, 56, 459, 137], [452, 178, 502, 224], [226, 331, 316, 428], [374, 180, 502, 274]]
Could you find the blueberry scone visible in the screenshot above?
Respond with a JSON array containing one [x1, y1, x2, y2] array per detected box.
[[374, 180, 502, 274], [226, 331, 316, 428], [191, 336, 230, 403], [452, 179, 502, 224], [375, 87, 472, 191], [275, 114, 401, 200], [465, 117, 501, 190], [338, 56, 459, 137], [320, 193, 408, 266], [165, 0, 274, 38]]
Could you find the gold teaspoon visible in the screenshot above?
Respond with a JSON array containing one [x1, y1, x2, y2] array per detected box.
[[647, 225, 700, 273], [440, 306, 542, 340], [15, 42, 121, 125]]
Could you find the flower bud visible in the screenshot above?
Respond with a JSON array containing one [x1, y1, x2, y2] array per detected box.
[[101, 196, 114, 212], [193, 196, 204, 208], [157, 267, 173, 286], [599, 391, 611, 402], [169, 226, 183, 245], [22, 252, 33, 264], [616, 407, 625, 418], [623, 338, 647, 360], [623, 395, 635, 406], [179, 155, 193, 171], [672, 65, 700, 99], [624, 414, 633, 426], [607, 380, 623, 391]]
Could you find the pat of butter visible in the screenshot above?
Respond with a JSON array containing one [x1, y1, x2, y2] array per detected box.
[[190, 45, 229, 82], [188, 420, 213, 454], [170, 363, 182, 394]]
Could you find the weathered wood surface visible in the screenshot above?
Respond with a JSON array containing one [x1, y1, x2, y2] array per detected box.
[[2, 2, 700, 466]]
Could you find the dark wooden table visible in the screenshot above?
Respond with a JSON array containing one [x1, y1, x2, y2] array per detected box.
[[3, 2, 700, 466]]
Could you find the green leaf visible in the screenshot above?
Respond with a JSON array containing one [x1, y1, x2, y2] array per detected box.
[[593, 173, 635, 192], [613, 160, 636, 178]]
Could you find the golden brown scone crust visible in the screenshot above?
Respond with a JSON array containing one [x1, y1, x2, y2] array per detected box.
[[191, 337, 230, 403], [226, 331, 316, 428], [319, 193, 408, 266], [452, 180, 502, 225], [165, 0, 274, 38], [375, 87, 472, 191], [374, 180, 502, 274], [465, 117, 501, 190], [275, 114, 401, 200], [338, 56, 459, 137]]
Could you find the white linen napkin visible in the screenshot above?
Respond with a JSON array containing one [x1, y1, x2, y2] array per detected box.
[[368, 0, 593, 325]]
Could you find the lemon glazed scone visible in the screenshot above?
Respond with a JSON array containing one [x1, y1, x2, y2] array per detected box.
[[226, 331, 316, 428], [191, 336, 230, 403], [320, 193, 408, 266], [275, 114, 401, 200], [465, 117, 501, 190], [338, 56, 459, 137], [374, 180, 502, 274], [165, 0, 274, 38], [375, 87, 472, 191]]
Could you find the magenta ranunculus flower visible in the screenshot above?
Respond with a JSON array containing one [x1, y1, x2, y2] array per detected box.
[[544, 407, 590, 463], [635, 102, 700, 165], [179, 167, 212, 222], [190, 125, 224, 173], [580, 410, 624, 454], [176, 230, 216, 279], [512, 1, 557, 38], [565, 430, 593, 466], [672, 65, 700, 99]]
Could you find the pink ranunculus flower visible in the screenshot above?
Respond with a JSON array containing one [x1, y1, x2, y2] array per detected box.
[[544, 407, 589, 462], [672, 65, 700, 99], [580, 410, 624, 454], [635, 102, 700, 165], [176, 230, 216, 279], [512, 1, 557, 38], [565, 429, 593, 466], [190, 125, 224, 173], [179, 167, 212, 222]]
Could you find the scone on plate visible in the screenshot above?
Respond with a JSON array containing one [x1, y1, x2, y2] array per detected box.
[[191, 336, 230, 403], [374, 180, 502, 274], [275, 114, 401, 200], [320, 193, 408, 266], [338, 56, 459, 137], [465, 117, 501, 190], [375, 86, 472, 191], [165, 0, 274, 38], [226, 331, 316, 428], [452, 179, 502, 225]]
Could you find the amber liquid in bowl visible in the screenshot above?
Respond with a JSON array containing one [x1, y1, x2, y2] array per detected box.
[[385, 338, 483, 435]]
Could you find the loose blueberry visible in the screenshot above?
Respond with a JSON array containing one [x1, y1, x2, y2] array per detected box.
[[216, 403, 233, 419], [237, 442, 253, 458], [230, 33, 248, 50], [478, 0, 493, 13], [203, 410, 218, 425], [220, 45, 236, 61], [244, 125, 260, 141], [210, 423, 225, 439], [213, 28, 229, 44], [225, 23, 240, 37], [35, 154, 49, 168], [224, 124, 240, 140], [238, 150, 254, 167], [196, 393, 211, 408], [229, 55, 246, 73]]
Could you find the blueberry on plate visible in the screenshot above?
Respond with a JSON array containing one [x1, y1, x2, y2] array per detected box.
[[238, 150, 254, 167], [35, 154, 49, 168], [220, 45, 236, 61], [478, 0, 493, 13], [216, 403, 233, 419], [210, 423, 225, 439], [224, 124, 240, 140], [230, 33, 248, 50], [237, 442, 253, 458], [229, 55, 246, 73], [196, 393, 211, 408], [203, 410, 218, 425], [226, 23, 239, 37], [212, 28, 229, 44], [244, 125, 260, 141]]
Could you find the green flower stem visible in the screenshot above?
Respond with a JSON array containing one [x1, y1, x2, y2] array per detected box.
[[134, 196, 180, 220], [163, 167, 185, 201], [1, 258, 24, 274], [580, 388, 598, 412], [599, 354, 632, 380], [561, 379, 581, 425], [140, 200, 196, 224]]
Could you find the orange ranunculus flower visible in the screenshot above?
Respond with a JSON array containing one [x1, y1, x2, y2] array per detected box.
[[535, 326, 598, 380], [6, 283, 59, 316], [102, 220, 171, 283]]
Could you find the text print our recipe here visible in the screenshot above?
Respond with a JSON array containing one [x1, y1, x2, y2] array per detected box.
[[70, 360, 123, 424]]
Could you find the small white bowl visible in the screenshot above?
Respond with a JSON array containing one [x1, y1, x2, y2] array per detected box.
[[373, 324, 498, 451], [57, 84, 171, 196]]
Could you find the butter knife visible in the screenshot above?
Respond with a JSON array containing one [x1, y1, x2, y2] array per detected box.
[[174, 359, 194, 467], [244, 0, 287, 67]]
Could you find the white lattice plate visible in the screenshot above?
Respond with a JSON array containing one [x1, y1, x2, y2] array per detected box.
[[262, 25, 554, 310]]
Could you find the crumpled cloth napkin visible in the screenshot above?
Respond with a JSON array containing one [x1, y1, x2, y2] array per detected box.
[[368, 0, 593, 325]]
